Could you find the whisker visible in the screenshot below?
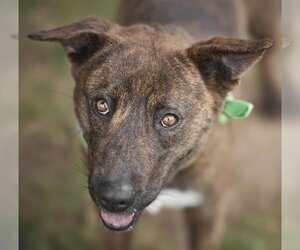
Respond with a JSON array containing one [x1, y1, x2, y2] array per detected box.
[[79, 184, 89, 189], [158, 192, 181, 201], [72, 165, 88, 177], [39, 86, 73, 100], [74, 157, 86, 166], [74, 154, 88, 166], [141, 209, 150, 217], [146, 200, 160, 209]]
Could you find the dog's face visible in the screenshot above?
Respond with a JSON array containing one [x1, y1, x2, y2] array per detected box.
[[29, 17, 272, 232]]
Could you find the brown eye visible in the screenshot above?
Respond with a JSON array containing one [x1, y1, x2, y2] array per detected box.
[[95, 99, 109, 115], [161, 114, 178, 128]]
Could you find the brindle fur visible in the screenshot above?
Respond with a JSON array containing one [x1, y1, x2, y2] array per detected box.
[[28, 1, 273, 249]]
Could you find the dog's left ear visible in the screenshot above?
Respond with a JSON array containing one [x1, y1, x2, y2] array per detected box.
[[28, 16, 116, 64], [186, 37, 273, 91]]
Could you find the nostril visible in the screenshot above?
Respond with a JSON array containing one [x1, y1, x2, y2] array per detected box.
[[99, 198, 108, 206], [118, 201, 129, 209]]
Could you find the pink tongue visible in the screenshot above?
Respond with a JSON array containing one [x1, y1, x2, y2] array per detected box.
[[100, 211, 134, 228]]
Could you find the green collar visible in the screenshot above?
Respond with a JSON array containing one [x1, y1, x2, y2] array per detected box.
[[219, 93, 254, 124]]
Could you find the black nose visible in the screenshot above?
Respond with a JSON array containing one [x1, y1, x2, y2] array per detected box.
[[97, 180, 135, 213]]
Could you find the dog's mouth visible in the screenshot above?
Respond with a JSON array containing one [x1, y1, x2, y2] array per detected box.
[[99, 209, 140, 232]]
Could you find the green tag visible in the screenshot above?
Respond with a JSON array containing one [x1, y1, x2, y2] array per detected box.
[[219, 94, 254, 124]]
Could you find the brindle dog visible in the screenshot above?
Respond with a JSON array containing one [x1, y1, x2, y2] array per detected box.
[[28, 0, 273, 249]]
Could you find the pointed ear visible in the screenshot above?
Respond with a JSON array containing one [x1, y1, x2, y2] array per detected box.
[[28, 16, 117, 64], [186, 37, 273, 91]]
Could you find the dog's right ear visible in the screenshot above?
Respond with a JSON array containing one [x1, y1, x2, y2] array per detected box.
[[186, 37, 273, 92], [28, 16, 116, 64]]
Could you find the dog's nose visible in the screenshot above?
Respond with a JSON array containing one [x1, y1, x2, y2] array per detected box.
[[97, 181, 135, 212]]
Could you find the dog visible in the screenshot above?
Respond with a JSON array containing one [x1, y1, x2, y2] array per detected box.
[[28, 0, 273, 249]]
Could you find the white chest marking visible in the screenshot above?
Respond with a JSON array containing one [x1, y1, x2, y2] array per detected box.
[[146, 188, 204, 215]]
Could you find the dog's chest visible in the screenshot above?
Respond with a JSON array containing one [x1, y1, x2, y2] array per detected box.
[[146, 188, 204, 214]]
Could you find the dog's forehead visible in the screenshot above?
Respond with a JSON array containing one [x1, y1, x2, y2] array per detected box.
[[81, 29, 206, 108], [87, 68, 204, 112], [86, 45, 187, 94]]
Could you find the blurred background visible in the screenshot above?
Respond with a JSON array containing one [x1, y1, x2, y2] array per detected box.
[[0, 0, 18, 250], [20, 1, 281, 249]]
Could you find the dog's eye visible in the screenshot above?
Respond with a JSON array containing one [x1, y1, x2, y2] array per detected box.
[[161, 114, 178, 128], [95, 99, 109, 115]]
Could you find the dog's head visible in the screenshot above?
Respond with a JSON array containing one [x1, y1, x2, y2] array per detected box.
[[29, 16, 272, 232]]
